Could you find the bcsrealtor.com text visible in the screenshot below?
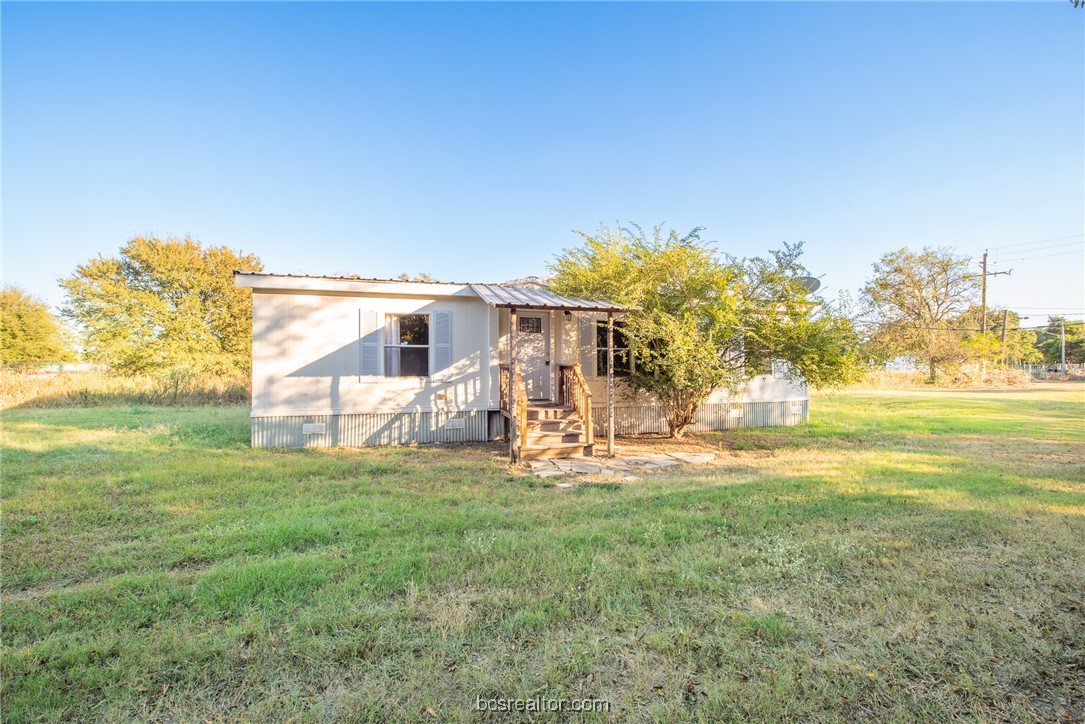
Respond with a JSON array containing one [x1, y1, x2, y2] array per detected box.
[[476, 695, 611, 713]]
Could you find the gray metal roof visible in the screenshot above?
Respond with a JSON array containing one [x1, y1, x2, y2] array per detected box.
[[469, 284, 625, 312], [233, 271, 475, 285], [233, 271, 625, 310]]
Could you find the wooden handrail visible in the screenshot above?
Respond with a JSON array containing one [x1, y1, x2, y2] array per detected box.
[[500, 362, 529, 460], [559, 363, 593, 447], [499, 364, 510, 414], [513, 362, 528, 456]]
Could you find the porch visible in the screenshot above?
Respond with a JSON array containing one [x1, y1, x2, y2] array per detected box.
[[469, 283, 625, 463]]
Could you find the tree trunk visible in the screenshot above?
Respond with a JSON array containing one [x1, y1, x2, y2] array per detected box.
[[667, 392, 701, 439], [928, 358, 937, 384]]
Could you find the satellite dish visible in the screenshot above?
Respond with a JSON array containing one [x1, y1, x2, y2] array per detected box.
[[796, 276, 821, 294]]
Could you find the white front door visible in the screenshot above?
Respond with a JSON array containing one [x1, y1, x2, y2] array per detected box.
[[516, 312, 550, 400]]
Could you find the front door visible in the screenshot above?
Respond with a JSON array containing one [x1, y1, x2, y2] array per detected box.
[[516, 312, 550, 400]]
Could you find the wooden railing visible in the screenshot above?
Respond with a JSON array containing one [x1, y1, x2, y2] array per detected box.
[[499, 364, 511, 414], [499, 363, 529, 461], [559, 363, 593, 448]]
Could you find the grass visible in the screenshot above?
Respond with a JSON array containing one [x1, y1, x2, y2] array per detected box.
[[0, 370, 249, 409], [2, 388, 1083, 721]]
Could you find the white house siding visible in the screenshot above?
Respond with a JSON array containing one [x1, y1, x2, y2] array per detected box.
[[249, 288, 497, 447]]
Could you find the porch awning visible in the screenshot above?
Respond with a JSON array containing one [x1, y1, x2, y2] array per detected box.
[[470, 284, 625, 312]]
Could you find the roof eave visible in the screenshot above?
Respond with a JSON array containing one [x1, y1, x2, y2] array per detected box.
[[490, 302, 628, 313]]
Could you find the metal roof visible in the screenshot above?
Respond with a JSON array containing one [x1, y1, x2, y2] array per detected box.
[[233, 272, 626, 310], [233, 271, 475, 285], [469, 284, 625, 312]]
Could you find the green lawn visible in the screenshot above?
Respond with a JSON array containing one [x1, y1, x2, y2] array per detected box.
[[3, 389, 1083, 721]]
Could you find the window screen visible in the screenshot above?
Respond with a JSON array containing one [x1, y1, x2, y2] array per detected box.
[[595, 321, 632, 377], [385, 314, 429, 377]]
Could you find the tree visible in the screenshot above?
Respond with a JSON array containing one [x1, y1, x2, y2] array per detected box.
[[955, 307, 1042, 366], [861, 247, 979, 381], [1036, 316, 1085, 366], [60, 236, 263, 375], [0, 286, 75, 368], [550, 224, 861, 438]]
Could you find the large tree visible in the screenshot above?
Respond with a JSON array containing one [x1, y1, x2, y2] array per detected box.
[[60, 236, 263, 375], [861, 247, 979, 381], [550, 224, 860, 437], [0, 286, 74, 368]]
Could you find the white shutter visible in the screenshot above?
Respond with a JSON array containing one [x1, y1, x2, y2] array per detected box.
[[433, 311, 452, 376], [579, 315, 596, 378], [384, 316, 399, 376], [360, 310, 381, 376]]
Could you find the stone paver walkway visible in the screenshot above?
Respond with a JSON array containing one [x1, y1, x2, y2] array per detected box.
[[527, 451, 716, 479]]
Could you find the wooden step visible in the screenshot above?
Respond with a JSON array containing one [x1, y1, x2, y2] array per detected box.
[[527, 406, 579, 421], [527, 418, 584, 433], [526, 430, 583, 445], [520, 442, 591, 461]]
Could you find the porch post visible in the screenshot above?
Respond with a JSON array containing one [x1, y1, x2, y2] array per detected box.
[[509, 307, 517, 462], [607, 311, 614, 457]]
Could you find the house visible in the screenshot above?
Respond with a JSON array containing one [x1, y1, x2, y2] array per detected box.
[[234, 272, 809, 459], [883, 356, 921, 373]]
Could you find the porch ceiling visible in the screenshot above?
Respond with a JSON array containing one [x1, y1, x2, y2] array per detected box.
[[470, 284, 626, 312]]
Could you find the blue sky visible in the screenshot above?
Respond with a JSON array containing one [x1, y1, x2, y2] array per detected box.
[[3, 2, 1083, 322]]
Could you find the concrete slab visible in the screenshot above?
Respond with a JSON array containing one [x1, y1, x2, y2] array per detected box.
[[528, 449, 711, 481], [668, 452, 716, 464]]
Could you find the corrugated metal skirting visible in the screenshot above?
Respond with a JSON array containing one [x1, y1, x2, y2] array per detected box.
[[251, 410, 492, 448], [590, 400, 808, 436]]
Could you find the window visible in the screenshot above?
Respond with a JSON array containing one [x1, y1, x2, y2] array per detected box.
[[595, 321, 632, 377], [519, 316, 543, 334], [385, 314, 429, 377], [757, 359, 787, 379]]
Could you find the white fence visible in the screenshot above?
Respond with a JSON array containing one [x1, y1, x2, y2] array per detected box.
[[1010, 363, 1085, 378]]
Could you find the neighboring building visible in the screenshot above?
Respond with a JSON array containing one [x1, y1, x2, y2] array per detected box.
[[883, 356, 921, 373], [235, 272, 809, 457]]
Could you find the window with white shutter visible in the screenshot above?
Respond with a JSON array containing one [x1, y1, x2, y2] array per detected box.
[[384, 314, 430, 377]]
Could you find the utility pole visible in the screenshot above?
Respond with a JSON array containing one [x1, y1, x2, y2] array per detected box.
[[1000, 309, 1009, 366], [977, 250, 1011, 334], [980, 251, 987, 334], [1061, 319, 1067, 374]]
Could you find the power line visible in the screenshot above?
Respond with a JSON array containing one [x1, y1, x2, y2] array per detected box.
[[992, 240, 1082, 256], [992, 249, 1084, 263], [893, 322, 1079, 333], [990, 233, 1084, 252]]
